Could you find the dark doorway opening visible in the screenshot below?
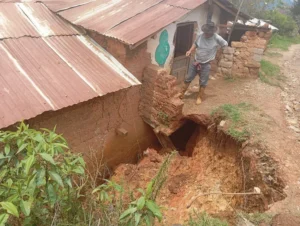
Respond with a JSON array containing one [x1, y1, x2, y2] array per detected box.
[[174, 23, 194, 57], [171, 23, 195, 84], [228, 30, 245, 46], [169, 120, 198, 152]]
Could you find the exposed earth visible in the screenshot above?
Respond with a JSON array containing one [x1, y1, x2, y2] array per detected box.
[[112, 45, 300, 225]]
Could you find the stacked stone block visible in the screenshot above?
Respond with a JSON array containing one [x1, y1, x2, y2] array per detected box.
[[217, 30, 271, 78], [218, 47, 235, 77]]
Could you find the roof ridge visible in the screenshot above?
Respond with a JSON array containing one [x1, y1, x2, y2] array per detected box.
[[104, 0, 166, 34], [0, 34, 83, 41]]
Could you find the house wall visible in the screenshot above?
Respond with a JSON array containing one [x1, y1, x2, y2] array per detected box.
[[89, 32, 151, 82], [28, 86, 158, 170], [90, 4, 222, 81], [147, 4, 222, 72]]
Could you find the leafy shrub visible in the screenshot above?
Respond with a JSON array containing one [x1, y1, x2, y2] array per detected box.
[[0, 123, 86, 225], [119, 181, 163, 226], [0, 123, 170, 226], [264, 10, 298, 36]]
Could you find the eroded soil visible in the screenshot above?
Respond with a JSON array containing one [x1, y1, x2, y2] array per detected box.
[[112, 45, 300, 225]]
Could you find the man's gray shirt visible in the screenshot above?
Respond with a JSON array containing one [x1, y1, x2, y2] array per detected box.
[[194, 33, 228, 63]]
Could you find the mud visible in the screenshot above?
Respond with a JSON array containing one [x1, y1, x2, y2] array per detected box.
[[112, 119, 286, 225]]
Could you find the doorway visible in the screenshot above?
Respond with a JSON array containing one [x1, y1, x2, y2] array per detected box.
[[171, 23, 195, 84]]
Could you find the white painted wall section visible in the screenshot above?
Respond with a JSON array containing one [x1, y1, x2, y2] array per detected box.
[[147, 4, 222, 72]]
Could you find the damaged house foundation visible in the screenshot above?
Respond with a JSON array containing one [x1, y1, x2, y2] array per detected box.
[[0, 0, 278, 192]]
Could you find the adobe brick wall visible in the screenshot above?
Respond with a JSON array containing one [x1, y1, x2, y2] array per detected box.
[[89, 32, 151, 82], [140, 64, 184, 136], [28, 86, 158, 170]]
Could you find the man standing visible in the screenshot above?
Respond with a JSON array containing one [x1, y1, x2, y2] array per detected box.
[[181, 22, 228, 105]]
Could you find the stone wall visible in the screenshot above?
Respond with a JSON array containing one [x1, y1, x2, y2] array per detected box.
[[140, 64, 184, 136], [216, 30, 272, 78]]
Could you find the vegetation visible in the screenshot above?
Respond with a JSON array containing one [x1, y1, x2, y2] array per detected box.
[[211, 103, 253, 142], [157, 111, 170, 126], [259, 59, 284, 88], [0, 123, 86, 225], [230, 0, 299, 36], [230, 0, 282, 17], [268, 34, 300, 50], [291, 0, 300, 29], [238, 212, 273, 225], [0, 123, 173, 226], [187, 211, 228, 226], [264, 10, 298, 36]]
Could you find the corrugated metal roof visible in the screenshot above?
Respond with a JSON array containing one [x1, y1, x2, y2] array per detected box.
[[164, 0, 207, 9], [0, 2, 79, 38], [18, 3, 80, 36], [0, 42, 53, 128], [0, 2, 140, 128], [40, 0, 94, 12], [105, 3, 188, 45], [59, 0, 163, 34], [57, 0, 206, 46], [0, 3, 39, 38], [0, 35, 140, 128]]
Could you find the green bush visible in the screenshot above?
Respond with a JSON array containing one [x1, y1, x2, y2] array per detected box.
[[0, 123, 86, 225], [0, 123, 171, 226], [264, 10, 298, 36]]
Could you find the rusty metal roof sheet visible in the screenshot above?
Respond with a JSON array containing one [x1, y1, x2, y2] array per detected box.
[[58, 0, 194, 46], [0, 3, 39, 38], [59, 0, 163, 34], [0, 2, 80, 39], [0, 35, 140, 128], [105, 3, 188, 46], [0, 42, 52, 128], [40, 0, 94, 12], [164, 0, 207, 9], [18, 3, 80, 36]]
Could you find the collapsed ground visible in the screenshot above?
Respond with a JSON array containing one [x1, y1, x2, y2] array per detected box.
[[111, 45, 300, 225]]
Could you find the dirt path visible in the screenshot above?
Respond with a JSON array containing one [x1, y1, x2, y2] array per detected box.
[[265, 45, 300, 216]]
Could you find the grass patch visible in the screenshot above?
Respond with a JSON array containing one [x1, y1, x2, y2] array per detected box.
[[238, 212, 273, 226], [265, 51, 283, 58], [224, 76, 236, 82], [187, 211, 228, 226], [268, 34, 300, 51], [211, 103, 253, 142], [259, 60, 284, 88]]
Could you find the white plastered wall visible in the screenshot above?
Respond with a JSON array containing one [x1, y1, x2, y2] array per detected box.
[[147, 4, 221, 72]]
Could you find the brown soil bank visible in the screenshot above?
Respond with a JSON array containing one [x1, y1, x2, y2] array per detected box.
[[113, 116, 286, 225]]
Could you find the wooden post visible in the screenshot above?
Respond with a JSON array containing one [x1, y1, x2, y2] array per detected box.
[[227, 0, 245, 43], [207, 0, 214, 23]]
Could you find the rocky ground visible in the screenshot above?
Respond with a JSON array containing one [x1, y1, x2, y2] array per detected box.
[[277, 45, 300, 141]]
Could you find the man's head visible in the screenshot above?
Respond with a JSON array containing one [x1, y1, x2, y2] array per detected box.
[[201, 22, 217, 38]]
